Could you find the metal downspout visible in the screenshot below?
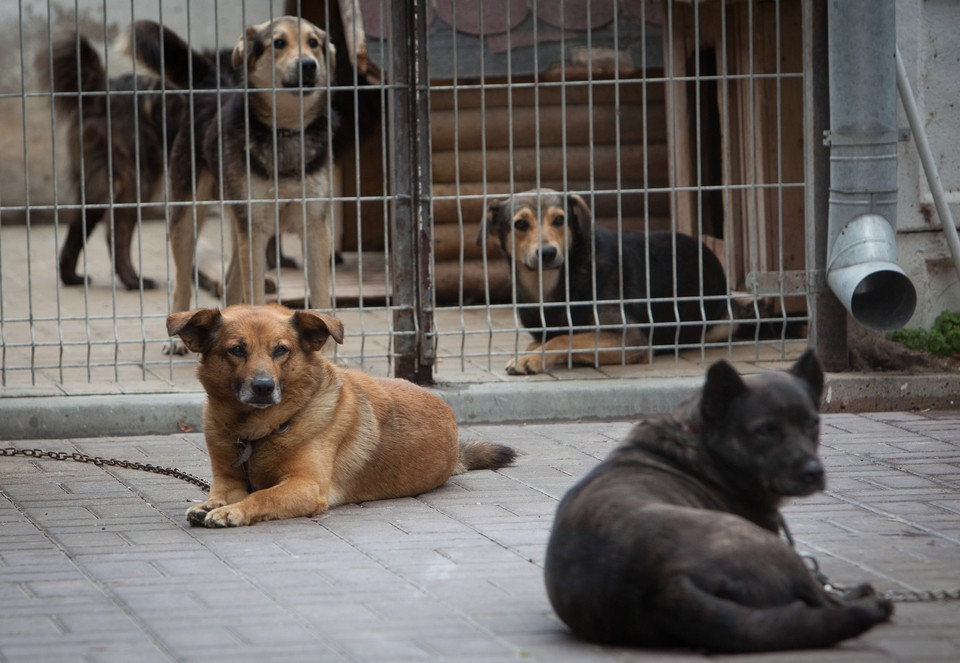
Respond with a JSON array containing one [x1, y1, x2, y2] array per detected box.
[[895, 46, 960, 281], [826, 0, 916, 332]]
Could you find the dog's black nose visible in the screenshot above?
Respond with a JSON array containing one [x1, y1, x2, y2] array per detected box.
[[799, 458, 825, 487], [539, 246, 558, 264], [300, 58, 318, 83], [251, 376, 276, 396]]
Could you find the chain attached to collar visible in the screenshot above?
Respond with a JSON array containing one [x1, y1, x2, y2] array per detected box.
[[778, 511, 960, 603], [2, 446, 209, 492]]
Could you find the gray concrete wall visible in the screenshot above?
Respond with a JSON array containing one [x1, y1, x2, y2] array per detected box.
[[896, 0, 960, 328]]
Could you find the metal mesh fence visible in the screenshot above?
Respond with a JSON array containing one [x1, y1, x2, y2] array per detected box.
[[0, 0, 808, 392]]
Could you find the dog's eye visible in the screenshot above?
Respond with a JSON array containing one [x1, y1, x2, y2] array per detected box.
[[227, 344, 246, 358], [308, 37, 319, 49], [273, 345, 289, 359], [514, 218, 529, 231], [274, 37, 287, 49], [753, 423, 779, 442], [552, 215, 565, 227]]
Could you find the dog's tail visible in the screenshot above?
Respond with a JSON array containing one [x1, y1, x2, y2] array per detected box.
[[454, 440, 517, 475], [36, 34, 108, 119], [656, 576, 893, 652], [117, 20, 218, 90]]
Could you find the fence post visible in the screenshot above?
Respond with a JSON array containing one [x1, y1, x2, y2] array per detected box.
[[804, 0, 847, 369], [390, 0, 435, 383]]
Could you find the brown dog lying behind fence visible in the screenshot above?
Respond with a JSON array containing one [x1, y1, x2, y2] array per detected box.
[[167, 303, 516, 527], [544, 349, 892, 651], [481, 188, 731, 375]]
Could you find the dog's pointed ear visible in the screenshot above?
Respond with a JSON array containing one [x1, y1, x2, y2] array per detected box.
[[166, 308, 222, 355], [292, 310, 345, 352], [477, 199, 503, 247], [790, 348, 824, 405], [700, 359, 747, 425], [567, 193, 592, 238], [231, 24, 259, 70]]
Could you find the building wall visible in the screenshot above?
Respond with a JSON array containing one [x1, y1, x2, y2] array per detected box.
[[896, 0, 960, 328]]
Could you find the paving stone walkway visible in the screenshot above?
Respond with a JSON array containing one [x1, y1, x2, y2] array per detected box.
[[1, 411, 959, 662]]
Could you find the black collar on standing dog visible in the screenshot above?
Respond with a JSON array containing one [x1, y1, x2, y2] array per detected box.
[[233, 421, 291, 491]]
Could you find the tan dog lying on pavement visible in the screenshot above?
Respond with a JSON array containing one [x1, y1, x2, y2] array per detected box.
[[167, 304, 516, 527]]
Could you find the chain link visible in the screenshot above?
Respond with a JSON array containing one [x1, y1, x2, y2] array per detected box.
[[2, 447, 210, 492], [881, 588, 960, 603], [784, 514, 960, 604]]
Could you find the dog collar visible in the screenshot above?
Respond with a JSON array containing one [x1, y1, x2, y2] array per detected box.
[[232, 421, 290, 468]]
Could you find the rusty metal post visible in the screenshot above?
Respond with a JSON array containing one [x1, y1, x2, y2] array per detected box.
[[390, 0, 435, 383]]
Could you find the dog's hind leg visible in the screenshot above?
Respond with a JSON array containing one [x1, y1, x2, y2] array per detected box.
[[300, 197, 333, 310], [59, 206, 103, 286], [109, 207, 157, 290], [507, 331, 646, 375], [231, 205, 269, 305], [266, 234, 298, 269], [169, 206, 202, 312], [653, 575, 893, 652], [222, 243, 243, 305]]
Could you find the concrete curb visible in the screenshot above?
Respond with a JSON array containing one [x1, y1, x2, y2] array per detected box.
[[2, 373, 960, 440]]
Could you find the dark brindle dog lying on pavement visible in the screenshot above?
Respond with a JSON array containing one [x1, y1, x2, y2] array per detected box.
[[544, 349, 893, 651], [481, 188, 730, 375]]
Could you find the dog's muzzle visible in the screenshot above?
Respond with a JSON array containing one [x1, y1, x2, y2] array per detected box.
[[238, 375, 281, 408], [523, 245, 563, 270], [284, 58, 318, 88], [776, 456, 825, 496]]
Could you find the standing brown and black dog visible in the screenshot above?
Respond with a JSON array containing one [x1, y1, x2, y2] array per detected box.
[[40, 33, 183, 291], [122, 17, 339, 334], [544, 350, 893, 651], [167, 304, 516, 527], [481, 189, 730, 374]]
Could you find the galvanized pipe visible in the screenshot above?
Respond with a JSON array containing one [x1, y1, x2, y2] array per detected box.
[[895, 46, 960, 281], [826, 0, 916, 332]]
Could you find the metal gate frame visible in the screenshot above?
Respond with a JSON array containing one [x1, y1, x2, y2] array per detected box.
[[389, 0, 434, 383]]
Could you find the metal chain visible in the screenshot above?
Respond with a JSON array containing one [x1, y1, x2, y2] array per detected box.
[[2, 447, 210, 492], [780, 512, 960, 604]]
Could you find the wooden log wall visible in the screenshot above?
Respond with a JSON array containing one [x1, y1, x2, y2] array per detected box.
[[431, 75, 670, 264]]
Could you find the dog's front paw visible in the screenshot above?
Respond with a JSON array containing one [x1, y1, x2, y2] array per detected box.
[[201, 505, 251, 528], [185, 500, 225, 526], [506, 353, 549, 375], [839, 583, 894, 623], [848, 594, 895, 625]]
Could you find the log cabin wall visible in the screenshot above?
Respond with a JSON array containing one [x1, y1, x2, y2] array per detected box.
[[431, 74, 670, 251], [431, 72, 670, 303]]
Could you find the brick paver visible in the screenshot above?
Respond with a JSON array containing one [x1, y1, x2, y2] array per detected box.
[[1, 412, 959, 661]]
